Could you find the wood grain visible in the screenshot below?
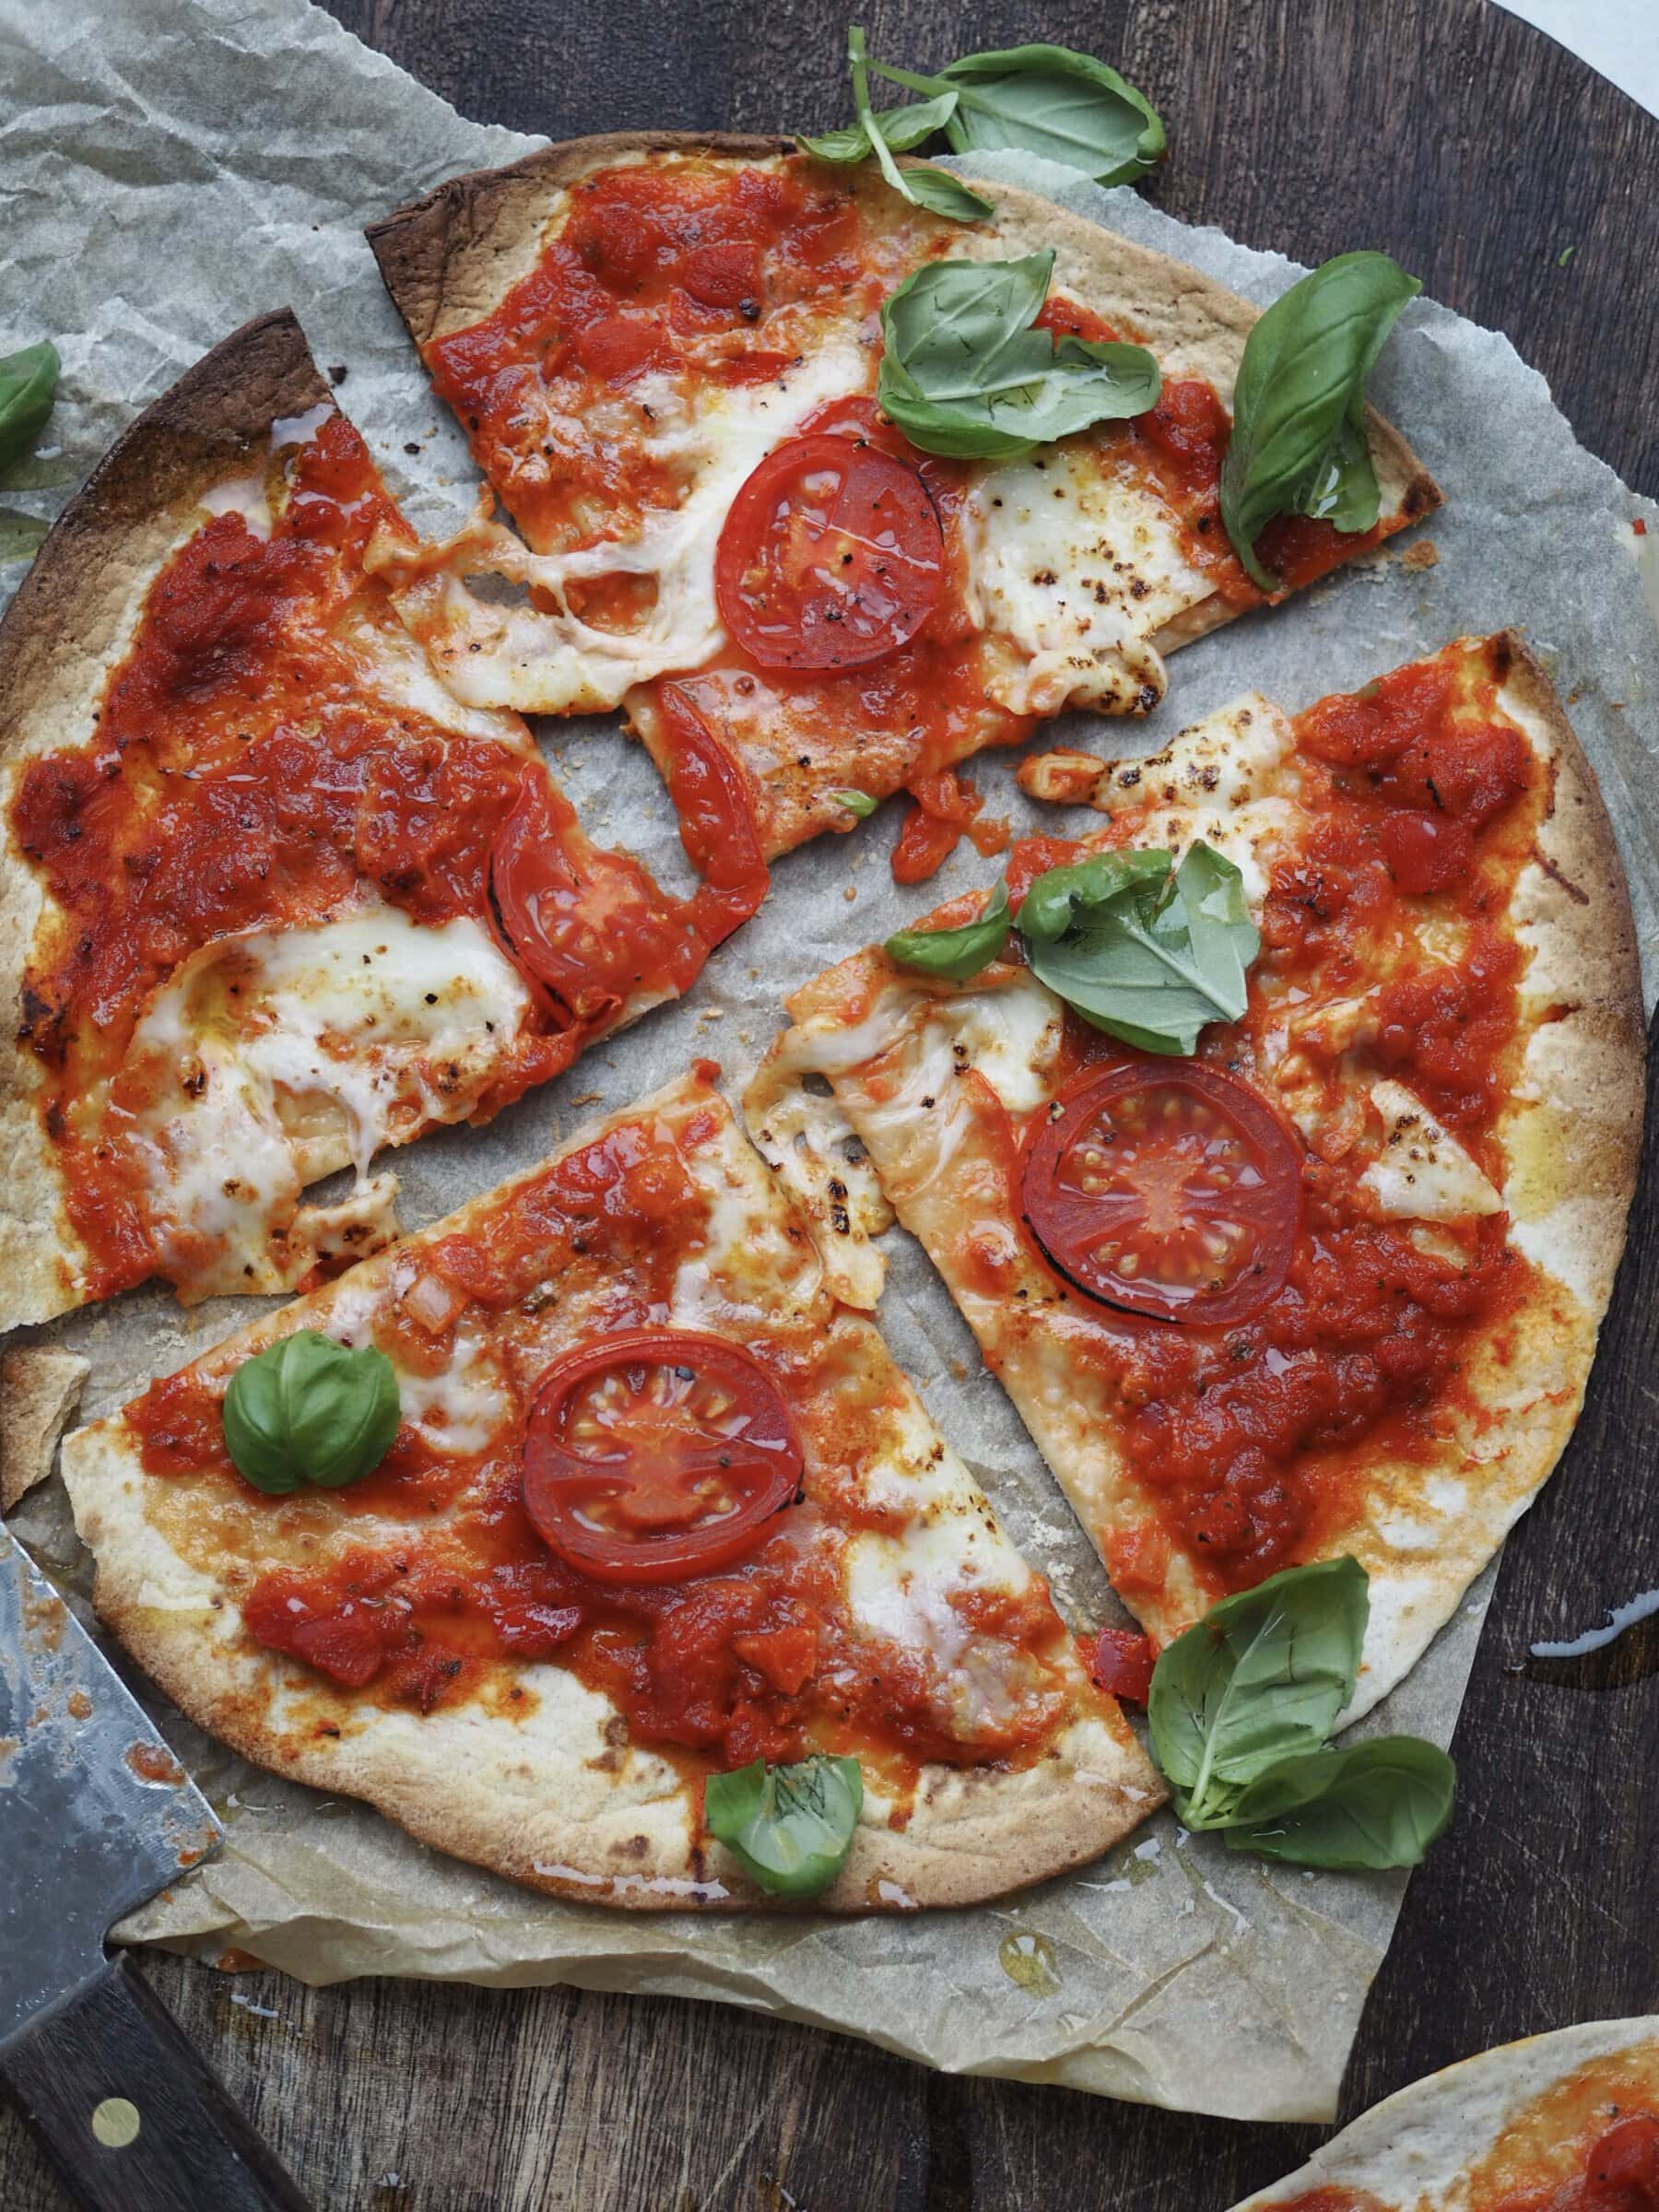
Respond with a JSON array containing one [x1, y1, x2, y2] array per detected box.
[[4, 3, 1656, 2207]]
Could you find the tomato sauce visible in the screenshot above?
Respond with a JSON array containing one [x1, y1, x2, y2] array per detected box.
[[8, 413, 714, 1300], [126, 1095, 1079, 1779], [951, 636, 1544, 1594]]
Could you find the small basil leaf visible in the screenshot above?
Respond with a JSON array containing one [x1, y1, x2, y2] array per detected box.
[[935, 44, 1164, 187], [831, 787, 878, 818], [223, 1328, 402, 1496], [1219, 252, 1421, 591], [0, 341, 61, 473], [1014, 846, 1171, 944], [847, 26, 985, 227], [705, 1754, 864, 1897], [886, 877, 1011, 980], [877, 253, 1161, 462], [872, 88, 959, 152], [1018, 841, 1258, 1054], [900, 168, 996, 223], [1147, 1557, 1369, 1828], [796, 122, 874, 164], [1222, 1737, 1457, 1869]]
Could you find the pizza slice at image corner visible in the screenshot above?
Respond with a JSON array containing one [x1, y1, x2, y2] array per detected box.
[[1230, 2015, 1659, 2211], [58, 1065, 1162, 1911], [0, 310, 762, 1332], [746, 629, 1645, 1720], [363, 133, 1440, 893]]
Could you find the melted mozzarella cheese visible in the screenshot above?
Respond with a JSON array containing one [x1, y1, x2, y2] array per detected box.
[[387, 343, 870, 714], [929, 973, 1063, 1112], [1359, 1079, 1503, 1221], [394, 1316, 515, 1455], [960, 442, 1211, 716], [1116, 793, 1301, 910], [126, 902, 531, 1295], [1082, 695, 1294, 814]]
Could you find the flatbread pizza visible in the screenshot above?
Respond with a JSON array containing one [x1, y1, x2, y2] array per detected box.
[[1232, 2017, 1659, 2210], [59, 1068, 1159, 1909], [747, 632, 1643, 1712], [366, 135, 1438, 880]]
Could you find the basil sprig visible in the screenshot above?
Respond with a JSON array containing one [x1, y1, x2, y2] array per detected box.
[[0, 341, 60, 473], [1219, 253, 1421, 591], [884, 841, 1257, 1056], [1145, 1559, 1456, 1869], [877, 252, 1161, 463], [869, 42, 1165, 188], [704, 1754, 864, 1898], [223, 1329, 402, 1496], [799, 28, 992, 224]]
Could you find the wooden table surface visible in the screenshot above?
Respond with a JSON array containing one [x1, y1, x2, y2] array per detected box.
[[5, 2, 1658, 2206]]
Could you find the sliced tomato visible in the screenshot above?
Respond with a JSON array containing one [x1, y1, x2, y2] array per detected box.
[[488, 770, 706, 1022], [1586, 2114, 1659, 2206], [714, 433, 943, 671], [653, 682, 770, 944], [1088, 1627, 1156, 1706], [522, 1329, 805, 1585], [1022, 1060, 1303, 1327]]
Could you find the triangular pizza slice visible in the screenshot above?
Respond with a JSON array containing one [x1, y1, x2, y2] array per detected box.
[[61, 1069, 1159, 1908], [0, 312, 750, 1327], [747, 633, 1642, 1714], [367, 136, 1437, 880]]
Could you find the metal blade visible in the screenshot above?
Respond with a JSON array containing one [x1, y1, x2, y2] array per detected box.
[[0, 1524, 221, 2046]]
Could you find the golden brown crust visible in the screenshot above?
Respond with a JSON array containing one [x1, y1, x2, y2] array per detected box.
[[0, 312, 332, 1329], [62, 1076, 1160, 1911], [0, 1346, 88, 1512]]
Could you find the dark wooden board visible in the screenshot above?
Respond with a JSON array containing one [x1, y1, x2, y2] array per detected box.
[[4, 2, 1656, 2206]]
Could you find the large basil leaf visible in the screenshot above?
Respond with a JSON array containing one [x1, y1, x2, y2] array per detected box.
[[871, 43, 1164, 187], [886, 878, 1011, 981], [1014, 847, 1171, 944], [1020, 840, 1259, 1055], [1147, 1557, 1369, 1829], [1223, 1737, 1457, 1869], [223, 1328, 403, 1496], [704, 1755, 864, 1897], [877, 251, 1161, 461], [1219, 252, 1421, 591], [0, 341, 60, 473]]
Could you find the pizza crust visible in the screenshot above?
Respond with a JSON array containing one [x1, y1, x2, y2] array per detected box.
[[0, 312, 333, 1328], [0, 1346, 89, 1512], [1230, 2017, 1659, 2208], [747, 636, 1643, 1716], [61, 1077, 1161, 1911]]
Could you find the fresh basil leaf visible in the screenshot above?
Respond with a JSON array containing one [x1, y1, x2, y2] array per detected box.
[[877, 252, 1161, 461], [886, 878, 1011, 981], [831, 787, 879, 818], [1014, 846, 1171, 944], [0, 341, 60, 474], [867, 44, 1163, 188], [223, 1328, 402, 1496], [843, 27, 988, 227], [1223, 1737, 1457, 1869], [1147, 1557, 1369, 1829], [1219, 252, 1421, 592], [1018, 841, 1258, 1054], [900, 167, 996, 222], [797, 87, 959, 168], [704, 1754, 864, 1897]]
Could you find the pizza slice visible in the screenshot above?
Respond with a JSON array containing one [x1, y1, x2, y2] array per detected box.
[[0, 311, 754, 1328], [59, 1068, 1159, 1909], [366, 135, 1437, 879], [1232, 2016, 1659, 2210], [747, 632, 1643, 1713]]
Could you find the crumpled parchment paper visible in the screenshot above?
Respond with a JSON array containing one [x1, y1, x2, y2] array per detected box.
[[3, 0, 1656, 2125]]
